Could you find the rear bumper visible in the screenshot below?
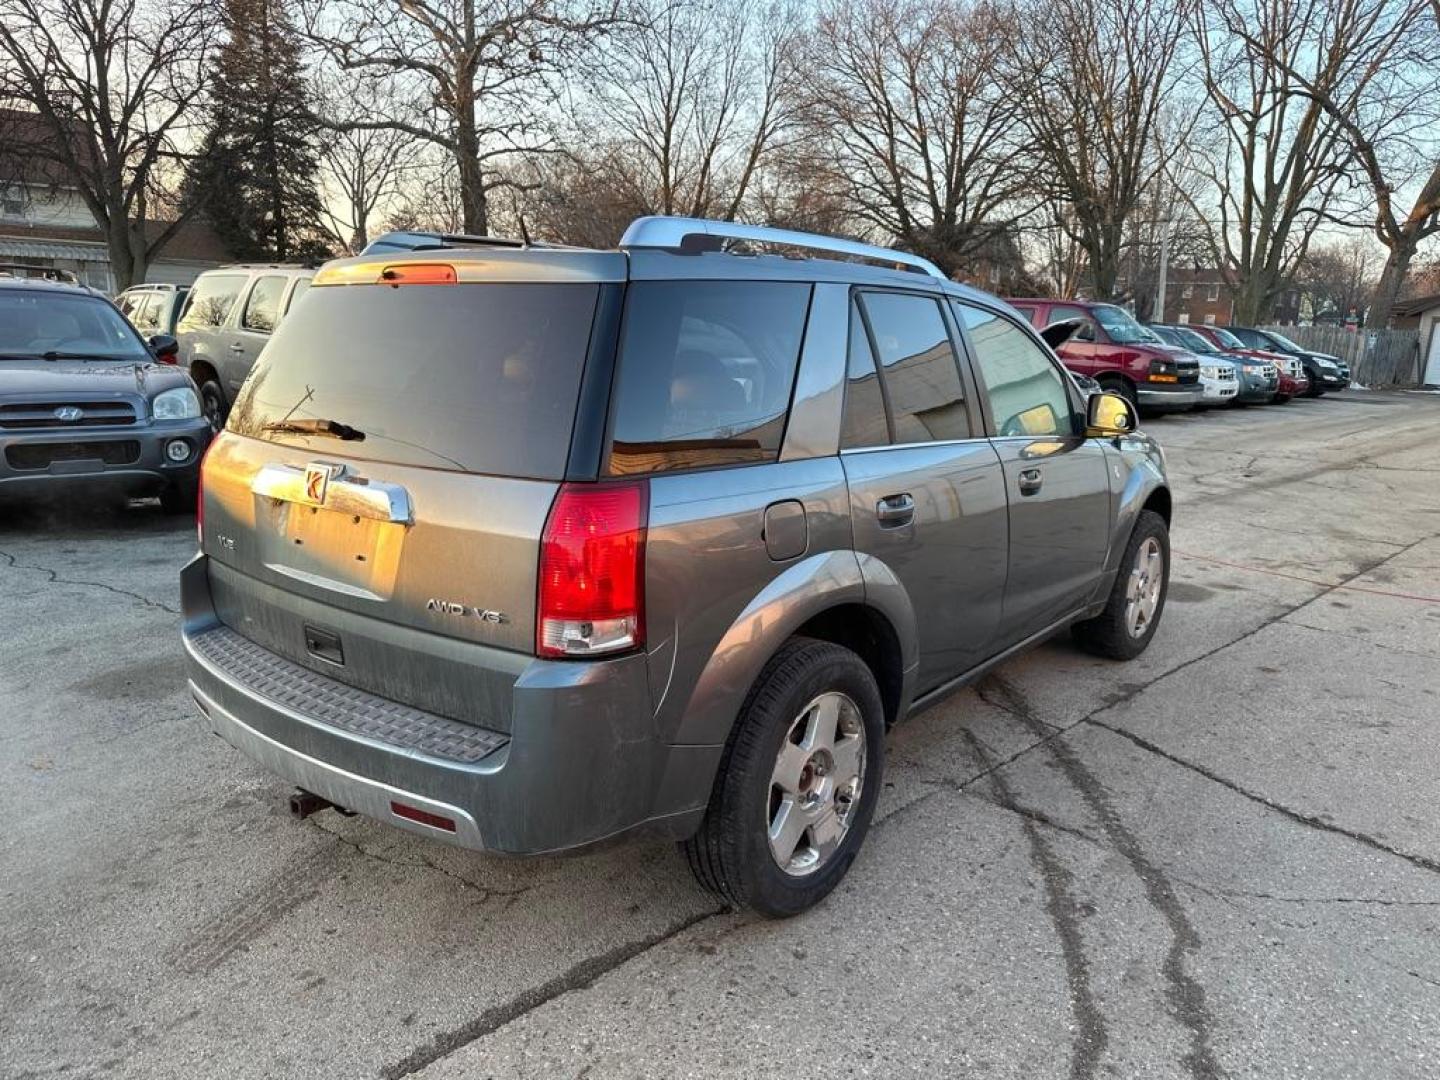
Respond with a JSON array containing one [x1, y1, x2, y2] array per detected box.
[[0, 418, 210, 495], [180, 555, 718, 854]]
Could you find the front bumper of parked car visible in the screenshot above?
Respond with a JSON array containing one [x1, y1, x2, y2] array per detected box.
[[0, 415, 212, 497], [1234, 368, 1279, 403], [1137, 381, 1204, 410], [1198, 370, 1239, 404]]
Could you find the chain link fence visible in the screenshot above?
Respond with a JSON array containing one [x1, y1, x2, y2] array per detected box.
[[1259, 325, 1422, 388]]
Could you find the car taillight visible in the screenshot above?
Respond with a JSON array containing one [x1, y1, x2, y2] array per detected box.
[[537, 480, 647, 659]]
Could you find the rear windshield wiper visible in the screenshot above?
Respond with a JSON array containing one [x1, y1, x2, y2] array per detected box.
[[261, 417, 366, 441]]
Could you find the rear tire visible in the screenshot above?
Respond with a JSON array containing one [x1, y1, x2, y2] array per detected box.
[[682, 637, 884, 918], [1072, 509, 1170, 661], [198, 380, 228, 430]]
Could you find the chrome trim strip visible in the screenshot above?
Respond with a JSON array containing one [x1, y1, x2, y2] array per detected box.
[[619, 215, 946, 280], [251, 462, 413, 524]]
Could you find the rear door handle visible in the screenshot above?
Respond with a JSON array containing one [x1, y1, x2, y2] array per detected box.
[[1018, 468, 1043, 496], [876, 493, 915, 527]]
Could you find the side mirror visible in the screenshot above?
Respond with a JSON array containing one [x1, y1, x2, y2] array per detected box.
[[149, 334, 179, 363], [1086, 391, 1136, 437]]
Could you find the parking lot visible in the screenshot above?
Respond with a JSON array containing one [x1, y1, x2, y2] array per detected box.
[[3, 390, 1439, 1080]]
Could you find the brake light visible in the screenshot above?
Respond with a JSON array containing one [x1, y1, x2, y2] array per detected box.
[[537, 481, 647, 659], [377, 263, 456, 285]]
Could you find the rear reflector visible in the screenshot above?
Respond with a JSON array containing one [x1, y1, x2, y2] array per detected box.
[[537, 480, 647, 659], [378, 263, 456, 285], [389, 800, 457, 833]]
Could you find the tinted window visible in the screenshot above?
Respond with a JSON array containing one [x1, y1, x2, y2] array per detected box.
[[607, 282, 809, 475], [178, 273, 245, 330], [860, 292, 969, 443], [0, 291, 148, 360], [841, 300, 889, 449], [956, 302, 1076, 438], [242, 276, 286, 332], [230, 282, 598, 478], [1049, 305, 1095, 341], [285, 278, 310, 313]]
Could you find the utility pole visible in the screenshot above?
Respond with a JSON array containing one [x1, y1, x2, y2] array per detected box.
[[1154, 220, 1171, 322]]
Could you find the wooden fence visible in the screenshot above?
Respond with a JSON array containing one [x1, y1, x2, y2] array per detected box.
[[1259, 325, 1422, 388]]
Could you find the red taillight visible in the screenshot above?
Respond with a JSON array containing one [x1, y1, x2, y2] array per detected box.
[[537, 480, 647, 659]]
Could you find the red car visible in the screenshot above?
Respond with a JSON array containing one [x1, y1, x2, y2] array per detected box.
[[1006, 298, 1203, 411], [1181, 324, 1309, 402]]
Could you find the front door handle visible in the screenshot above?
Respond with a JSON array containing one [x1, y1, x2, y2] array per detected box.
[[876, 492, 915, 527], [1017, 468, 1044, 496]]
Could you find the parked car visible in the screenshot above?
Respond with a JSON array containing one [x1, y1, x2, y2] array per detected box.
[[1176, 324, 1307, 401], [0, 268, 210, 510], [115, 283, 190, 339], [1149, 323, 1285, 404], [1146, 325, 1238, 407], [1223, 326, 1349, 394], [176, 264, 315, 427], [180, 216, 1173, 917], [1005, 298, 1202, 412]]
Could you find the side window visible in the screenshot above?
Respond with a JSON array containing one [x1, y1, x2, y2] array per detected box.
[[840, 300, 889, 449], [606, 281, 810, 476], [1049, 305, 1095, 341], [955, 302, 1077, 439], [134, 294, 163, 331], [859, 292, 969, 443], [115, 292, 139, 318], [177, 273, 246, 331], [242, 275, 286, 333], [285, 277, 311, 314]]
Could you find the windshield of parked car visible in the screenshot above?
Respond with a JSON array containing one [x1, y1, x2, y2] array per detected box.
[[0, 290, 149, 360], [1208, 327, 1245, 349], [1091, 304, 1161, 344], [1172, 327, 1220, 354], [1264, 330, 1301, 351]]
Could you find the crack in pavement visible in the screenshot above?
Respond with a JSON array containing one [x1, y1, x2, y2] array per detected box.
[[0, 547, 180, 615], [379, 907, 722, 1079], [1175, 879, 1440, 908], [960, 728, 1108, 1080], [982, 676, 1224, 1080], [308, 819, 536, 900]]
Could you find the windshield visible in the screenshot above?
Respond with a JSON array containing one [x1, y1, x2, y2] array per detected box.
[[1265, 330, 1301, 351], [1091, 304, 1161, 344], [0, 290, 149, 360], [1208, 327, 1244, 349], [1173, 328, 1220, 354]]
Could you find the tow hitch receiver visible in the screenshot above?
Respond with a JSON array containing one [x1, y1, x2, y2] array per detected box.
[[288, 788, 355, 819]]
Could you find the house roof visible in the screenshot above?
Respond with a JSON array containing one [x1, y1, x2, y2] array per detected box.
[[0, 107, 98, 187], [1392, 293, 1440, 318]]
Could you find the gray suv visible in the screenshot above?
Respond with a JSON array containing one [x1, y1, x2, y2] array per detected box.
[[181, 217, 1172, 916], [176, 264, 314, 428]]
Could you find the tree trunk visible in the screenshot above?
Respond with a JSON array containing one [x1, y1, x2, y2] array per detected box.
[[454, 89, 487, 234], [106, 218, 143, 292], [1366, 242, 1413, 330], [1230, 274, 1274, 326]]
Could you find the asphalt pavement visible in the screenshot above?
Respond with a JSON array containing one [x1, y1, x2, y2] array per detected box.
[[2, 390, 1438, 1080]]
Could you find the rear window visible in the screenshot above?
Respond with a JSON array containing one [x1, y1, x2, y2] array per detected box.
[[228, 282, 599, 478], [606, 281, 810, 476]]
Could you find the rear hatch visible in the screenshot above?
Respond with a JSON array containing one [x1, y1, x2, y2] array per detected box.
[[199, 251, 625, 730]]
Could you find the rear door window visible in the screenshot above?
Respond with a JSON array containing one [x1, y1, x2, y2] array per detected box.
[[230, 282, 599, 478], [858, 291, 970, 443], [840, 300, 890, 449], [606, 281, 810, 475], [178, 273, 246, 330], [241, 275, 286, 333]]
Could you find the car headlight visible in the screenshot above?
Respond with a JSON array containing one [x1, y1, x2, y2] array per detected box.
[[1243, 363, 1263, 374], [152, 387, 201, 420]]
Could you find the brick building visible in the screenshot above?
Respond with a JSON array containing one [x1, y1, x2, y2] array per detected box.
[[1157, 267, 1302, 326]]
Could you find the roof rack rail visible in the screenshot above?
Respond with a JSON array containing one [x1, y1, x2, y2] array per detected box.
[[618, 216, 946, 280], [0, 263, 80, 284], [361, 230, 568, 256]]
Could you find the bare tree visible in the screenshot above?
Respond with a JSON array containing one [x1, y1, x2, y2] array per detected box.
[[1295, 236, 1382, 322], [565, 0, 799, 223], [302, 0, 620, 235], [313, 76, 416, 251], [1231, 0, 1438, 327], [791, 0, 1028, 278], [0, 0, 217, 289], [1189, 0, 1414, 324], [1001, 0, 1194, 298]]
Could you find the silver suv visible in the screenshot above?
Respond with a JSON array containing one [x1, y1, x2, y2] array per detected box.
[[181, 217, 1171, 916]]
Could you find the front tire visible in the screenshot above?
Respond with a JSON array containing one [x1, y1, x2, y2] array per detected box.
[[1072, 509, 1170, 660], [198, 380, 228, 430], [682, 638, 885, 917]]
